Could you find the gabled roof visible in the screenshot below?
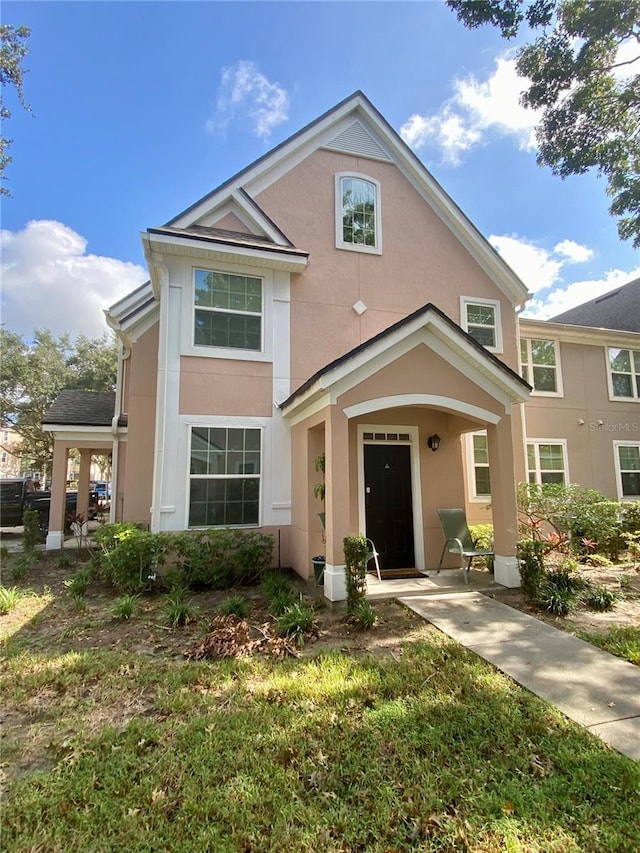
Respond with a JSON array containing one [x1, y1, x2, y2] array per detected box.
[[166, 91, 530, 306], [105, 280, 158, 347], [42, 390, 120, 427], [280, 302, 531, 422], [549, 277, 640, 332]]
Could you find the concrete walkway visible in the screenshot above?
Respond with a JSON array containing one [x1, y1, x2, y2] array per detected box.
[[400, 591, 640, 762]]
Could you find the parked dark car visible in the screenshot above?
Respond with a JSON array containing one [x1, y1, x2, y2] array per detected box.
[[0, 478, 98, 534]]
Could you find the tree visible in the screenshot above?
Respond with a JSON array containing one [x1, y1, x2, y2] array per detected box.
[[0, 329, 118, 476], [447, 0, 640, 247], [1, 23, 31, 195]]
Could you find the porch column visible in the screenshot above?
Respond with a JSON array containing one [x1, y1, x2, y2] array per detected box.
[[487, 413, 521, 587], [46, 443, 68, 550], [77, 449, 91, 534], [324, 405, 350, 601]]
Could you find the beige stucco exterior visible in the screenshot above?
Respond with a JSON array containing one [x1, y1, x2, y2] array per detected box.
[[44, 92, 638, 603]]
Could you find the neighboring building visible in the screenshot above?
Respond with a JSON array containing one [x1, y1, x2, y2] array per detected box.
[[0, 428, 25, 479], [42, 92, 640, 599]]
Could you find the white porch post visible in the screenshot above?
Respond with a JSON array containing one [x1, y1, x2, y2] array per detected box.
[[77, 449, 91, 533], [46, 443, 68, 550], [323, 406, 350, 602], [487, 414, 521, 587]]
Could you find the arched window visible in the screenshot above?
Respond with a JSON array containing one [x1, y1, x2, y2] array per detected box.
[[335, 173, 381, 253]]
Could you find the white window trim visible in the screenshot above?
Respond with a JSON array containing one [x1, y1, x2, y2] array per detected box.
[[520, 337, 563, 397], [606, 346, 640, 402], [186, 421, 264, 529], [613, 441, 640, 500], [335, 172, 382, 255], [356, 424, 425, 572], [183, 262, 274, 363], [465, 431, 491, 502], [460, 296, 503, 353], [526, 438, 569, 486]]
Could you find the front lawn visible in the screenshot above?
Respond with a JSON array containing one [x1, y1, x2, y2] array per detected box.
[[1, 552, 639, 852]]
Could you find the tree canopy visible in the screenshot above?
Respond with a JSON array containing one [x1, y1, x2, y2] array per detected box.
[[0, 329, 118, 476], [447, 0, 640, 247], [0, 23, 31, 195]]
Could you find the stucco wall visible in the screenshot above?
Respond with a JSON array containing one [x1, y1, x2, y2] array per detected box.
[[122, 323, 159, 525]]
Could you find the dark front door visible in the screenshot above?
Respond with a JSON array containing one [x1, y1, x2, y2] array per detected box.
[[364, 444, 415, 570]]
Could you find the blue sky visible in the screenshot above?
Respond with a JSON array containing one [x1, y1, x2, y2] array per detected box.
[[2, 0, 639, 339]]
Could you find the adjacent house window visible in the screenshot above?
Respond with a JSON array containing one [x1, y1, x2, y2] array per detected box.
[[527, 441, 567, 485], [460, 297, 502, 352], [189, 427, 261, 527], [335, 173, 381, 253], [468, 431, 491, 498], [615, 443, 640, 499], [520, 338, 561, 394], [194, 269, 262, 351], [608, 347, 640, 399]]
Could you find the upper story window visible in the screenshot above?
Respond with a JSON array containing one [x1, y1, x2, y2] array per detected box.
[[527, 440, 567, 485], [460, 297, 502, 352], [335, 173, 381, 254], [194, 269, 262, 351], [520, 338, 561, 394], [608, 347, 640, 399]]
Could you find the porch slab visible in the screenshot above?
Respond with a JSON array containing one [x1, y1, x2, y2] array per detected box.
[[400, 592, 640, 761], [365, 568, 500, 600]]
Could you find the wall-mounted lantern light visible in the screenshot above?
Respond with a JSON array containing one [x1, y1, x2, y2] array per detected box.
[[427, 434, 441, 452]]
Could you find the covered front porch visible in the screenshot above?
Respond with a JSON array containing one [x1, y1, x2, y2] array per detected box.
[[281, 304, 531, 601]]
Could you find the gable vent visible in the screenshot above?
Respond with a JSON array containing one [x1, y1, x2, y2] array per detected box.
[[325, 120, 392, 161]]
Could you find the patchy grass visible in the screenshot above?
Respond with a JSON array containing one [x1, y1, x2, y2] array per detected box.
[[574, 626, 640, 666], [1, 551, 639, 852]]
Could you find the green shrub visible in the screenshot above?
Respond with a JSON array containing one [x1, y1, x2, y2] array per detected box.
[[621, 500, 640, 533], [94, 523, 163, 593], [582, 585, 617, 612], [539, 584, 577, 616], [468, 523, 494, 569], [218, 593, 249, 619], [581, 553, 612, 567], [350, 599, 377, 630], [269, 588, 296, 616], [10, 554, 31, 581], [112, 593, 140, 621], [0, 545, 9, 561], [54, 550, 75, 569], [63, 568, 92, 598], [276, 601, 316, 644], [22, 509, 43, 554], [164, 589, 197, 628], [0, 585, 23, 615], [344, 535, 368, 615], [170, 529, 274, 590], [260, 570, 292, 600], [517, 539, 546, 602]]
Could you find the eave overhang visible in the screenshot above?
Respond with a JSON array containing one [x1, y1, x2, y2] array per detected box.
[[519, 317, 640, 347], [280, 303, 531, 424]]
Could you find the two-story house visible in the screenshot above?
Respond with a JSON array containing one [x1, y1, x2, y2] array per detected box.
[[42, 92, 639, 600]]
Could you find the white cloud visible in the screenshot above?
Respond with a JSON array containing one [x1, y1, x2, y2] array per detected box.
[[524, 266, 640, 320], [0, 220, 147, 340], [553, 239, 594, 263], [400, 52, 540, 163], [209, 60, 289, 141]]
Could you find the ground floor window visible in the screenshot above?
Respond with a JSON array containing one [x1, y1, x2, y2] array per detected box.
[[468, 431, 491, 498], [527, 441, 567, 485], [615, 443, 640, 498], [189, 427, 261, 526]]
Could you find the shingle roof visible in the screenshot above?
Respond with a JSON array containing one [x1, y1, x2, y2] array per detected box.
[[147, 225, 308, 258], [42, 390, 120, 427], [550, 277, 640, 332]]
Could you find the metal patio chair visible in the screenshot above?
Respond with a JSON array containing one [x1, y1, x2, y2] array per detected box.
[[436, 508, 494, 578]]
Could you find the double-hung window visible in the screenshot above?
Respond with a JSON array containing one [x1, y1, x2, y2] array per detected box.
[[460, 297, 502, 352], [615, 443, 640, 499], [336, 173, 381, 253], [189, 427, 261, 527], [194, 269, 262, 351], [520, 338, 561, 394], [468, 431, 491, 498], [608, 347, 640, 399], [527, 441, 567, 485]]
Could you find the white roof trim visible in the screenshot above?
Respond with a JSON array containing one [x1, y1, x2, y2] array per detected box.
[[169, 92, 529, 306], [343, 394, 502, 424], [195, 190, 293, 246], [519, 317, 640, 347], [105, 280, 158, 347], [281, 307, 530, 422]]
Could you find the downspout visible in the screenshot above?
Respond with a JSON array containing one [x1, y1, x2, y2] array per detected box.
[[110, 340, 129, 522]]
